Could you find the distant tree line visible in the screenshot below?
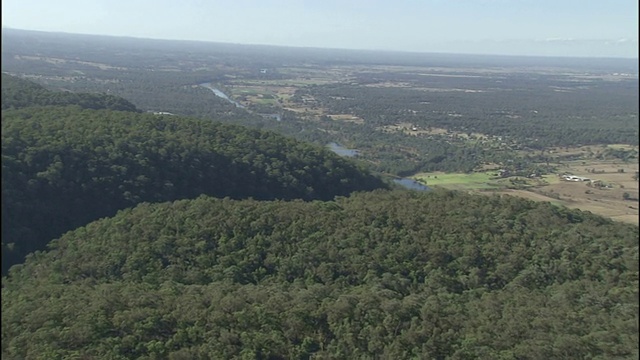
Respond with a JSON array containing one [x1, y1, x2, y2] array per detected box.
[[1, 73, 139, 112]]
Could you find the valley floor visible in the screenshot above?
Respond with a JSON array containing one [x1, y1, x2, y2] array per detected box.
[[413, 150, 639, 225]]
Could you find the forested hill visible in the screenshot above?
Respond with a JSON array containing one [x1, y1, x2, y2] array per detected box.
[[3, 191, 638, 359], [1, 73, 139, 112], [1, 104, 387, 273]]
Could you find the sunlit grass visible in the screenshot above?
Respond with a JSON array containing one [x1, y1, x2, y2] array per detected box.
[[413, 172, 497, 190], [412, 171, 554, 190]]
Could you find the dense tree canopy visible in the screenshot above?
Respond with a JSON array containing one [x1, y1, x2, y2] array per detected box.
[[1, 73, 139, 112], [2, 31, 638, 360], [299, 81, 639, 149], [1, 105, 386, 273], [3, 190, 638, 359], [4, 31, 637, 176]]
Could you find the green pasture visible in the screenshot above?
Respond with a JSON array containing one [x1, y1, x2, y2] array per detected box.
[[413, 171, 552, 190], [549, 201, 565, 208], [413, 172, 499, 190], [269, 79, 333, 86], [232, 79, 332, 86], [228, 87, 280, 105], [540, 174, 561, 184], [231, 87, 263, 96], [254, 98, 278, 105]]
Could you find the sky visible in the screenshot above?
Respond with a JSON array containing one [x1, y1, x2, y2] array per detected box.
[[2, 0, 638, 58]]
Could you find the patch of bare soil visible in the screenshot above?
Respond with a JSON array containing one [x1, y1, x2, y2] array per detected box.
[[495, 159, 639, 225], [487, 186, 638, 226]]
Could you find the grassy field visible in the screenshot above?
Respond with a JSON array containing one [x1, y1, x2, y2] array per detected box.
[[539, 159, 639, 225], [222, 67, 638, 226], [412, 158, 639, 225], [414, 172, 507, 190]]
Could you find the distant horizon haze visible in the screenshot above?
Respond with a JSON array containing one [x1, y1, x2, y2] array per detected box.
[[2, 26, 638, 62], [1, 0, 638, 59]]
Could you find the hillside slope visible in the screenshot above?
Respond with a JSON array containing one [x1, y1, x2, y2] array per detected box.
[[2, 104, 386, 273], [1, 73, 139, 112], [3, 190, 638, 359]]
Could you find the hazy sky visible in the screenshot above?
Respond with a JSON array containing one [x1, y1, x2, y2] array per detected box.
[[2, 0, 638, 58]]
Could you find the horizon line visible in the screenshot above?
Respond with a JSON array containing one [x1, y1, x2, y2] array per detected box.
[[2, 26, 639, 61]]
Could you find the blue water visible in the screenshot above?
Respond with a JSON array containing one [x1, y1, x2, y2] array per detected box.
[[326, 143, 428, 191], [200, 83, 245, 108], [327, 142, 359, 157], [393, 178, 432, 191]]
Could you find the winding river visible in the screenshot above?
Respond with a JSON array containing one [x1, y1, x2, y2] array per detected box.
[[326, 143, 431, 192], [201, 85, 428, 192], [200, 83, 282, 122], [392, 178, 431, 191], [327, 142, 359, 157], [199, 83, 245, 108]]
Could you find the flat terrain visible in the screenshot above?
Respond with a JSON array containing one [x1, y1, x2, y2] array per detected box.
[[414, 147, 639, 225], [538, 159, 639, 225], [414, 172, 499, 190], [3, 30, 637, 226]]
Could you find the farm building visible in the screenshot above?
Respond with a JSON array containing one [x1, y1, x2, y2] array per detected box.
[[562, 175, 591, 182]]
